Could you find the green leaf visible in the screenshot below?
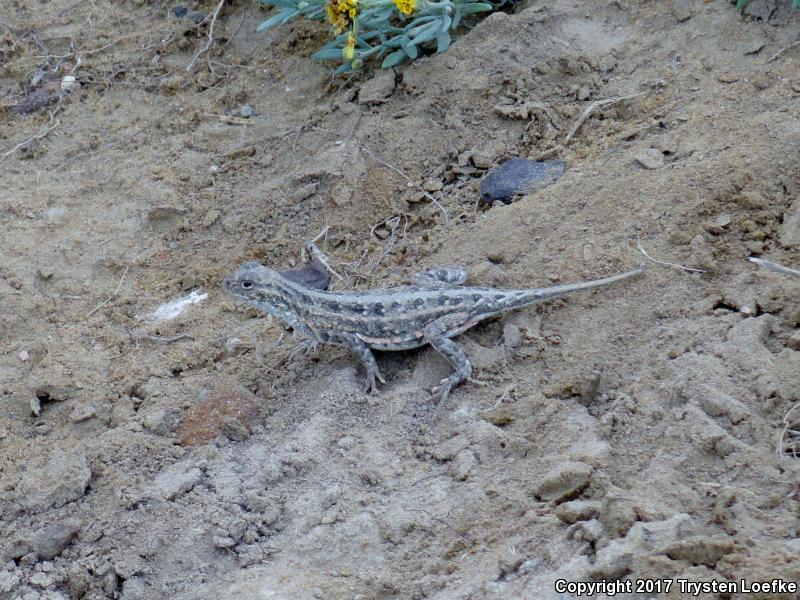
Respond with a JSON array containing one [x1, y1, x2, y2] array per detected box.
[[435, 31, 451, 53], [335, 63, 353, 74], [382, 49, 408, 68], [409, 20, 441, 45], [312, 47, 347, 60], [257, 8, 300, 31], [400, 35, 418, 58], [460, 2, 493, 13], [736, 0, 748, 10], [794, 0, 799, 10]]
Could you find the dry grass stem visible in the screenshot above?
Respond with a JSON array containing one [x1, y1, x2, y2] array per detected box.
[[637, 236, 706, 273], [749, 257, 800, 277], [186, 0, 226, 72], [0, 111, 60, 163], [355, 142, 449, 225], [566, 92, 646, 142], [304, 238, 346, 283], [768, 39, 800, 63], [85, 265, 130, 317]]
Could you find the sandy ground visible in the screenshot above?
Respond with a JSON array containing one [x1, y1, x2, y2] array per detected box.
[[1, 0, 800, 598]]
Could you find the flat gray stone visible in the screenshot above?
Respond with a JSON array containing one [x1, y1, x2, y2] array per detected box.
[[156, 464, 202, 500], [480, 159, 566, 204], [534, 461, 593, 502], [633, 148, 664, 170], [358, 69, 396, 105], [17, 448, 91, 512]]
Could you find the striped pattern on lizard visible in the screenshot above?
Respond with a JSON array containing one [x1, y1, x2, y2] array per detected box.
[[223, 261, 644, 406]]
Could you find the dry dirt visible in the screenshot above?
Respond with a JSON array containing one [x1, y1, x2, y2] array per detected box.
[[1, 0, 800, 598]]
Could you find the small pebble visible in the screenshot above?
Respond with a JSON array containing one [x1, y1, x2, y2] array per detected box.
[[19, 350, 29, 362], [239, 105, 256, 118], [173, 5, 188, 17], [37, 268, 54, 280], [633, 148, 664, 170], [69, 404, 97, 423], [209, 164, 220, 174], [60, 76, 78, 93]]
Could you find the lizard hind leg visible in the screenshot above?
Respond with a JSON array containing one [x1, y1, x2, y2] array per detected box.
[[423, 319, 473, 409], [411, 267, 468, 287]]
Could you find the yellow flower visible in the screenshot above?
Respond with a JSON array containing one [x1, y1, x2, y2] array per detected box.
[[325, 0, 358, 33], [393, 0, 416, 16], [343, 32, 356, 60]]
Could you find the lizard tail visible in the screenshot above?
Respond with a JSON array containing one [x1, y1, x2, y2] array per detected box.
[[505, 264, 645, 311]]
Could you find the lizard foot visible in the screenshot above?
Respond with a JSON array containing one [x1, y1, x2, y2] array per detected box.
[[431, 377, 459, 412], [363, 368, 386, 394]]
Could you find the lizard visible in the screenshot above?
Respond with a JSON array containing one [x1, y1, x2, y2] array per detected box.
[[222, 261, 644, 406]]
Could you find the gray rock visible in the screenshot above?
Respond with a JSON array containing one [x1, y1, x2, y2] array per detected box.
[[142, 408, 178, 435], [155, 464, 202, 499], [239, 105, 256, 118], [29, 571, 52, 588], [18, 448, 91, 512], [480, 159, 566, 204], [3, 519, 83, 561], [633, 148, 664, 170], [780, 197, 799, 247], [450, 449, 477, 481], [534, 461, 593, 502], [591, 514, 694, 578], [290, 182, 319, 202], [0, 571, 19, 593], [554, 499, 601, 524], [69, 404, 97, 423], [121, 577, 148, 600], [502, 323, 522, 349], [358, 69, 396, 105]]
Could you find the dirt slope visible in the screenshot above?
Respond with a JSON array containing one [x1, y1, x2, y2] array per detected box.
[[1, 0, 799, 598]]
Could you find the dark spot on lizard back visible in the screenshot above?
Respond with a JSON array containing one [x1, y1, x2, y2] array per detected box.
[[318, 299, 342, 312], [372, 303, 385, 316]]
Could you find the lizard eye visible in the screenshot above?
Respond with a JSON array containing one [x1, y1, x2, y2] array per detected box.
[[241, 280, 253, 290]]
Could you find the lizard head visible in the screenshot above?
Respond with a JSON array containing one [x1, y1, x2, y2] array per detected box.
[[222, 261, 298, 324]]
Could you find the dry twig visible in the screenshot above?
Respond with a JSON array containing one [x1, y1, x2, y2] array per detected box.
[[354, 142, 449, 225], [637, 236, 706, 273], [85, 266, 129, 317], [0, 111, 60, 163], [768, 39, 800, 63], [186, 0, 226, 72], [565, 92, 646, 142], [749, 257, 800, 278], [777, 402, 800, 460], [303, 235, 346, 284]]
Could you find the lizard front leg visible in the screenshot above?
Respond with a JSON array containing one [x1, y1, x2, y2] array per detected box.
[[321, 331, 386, 393], [423, 317, 473, 409]]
